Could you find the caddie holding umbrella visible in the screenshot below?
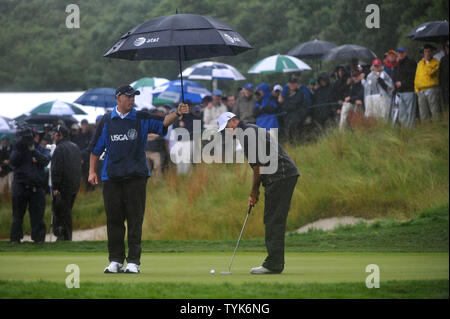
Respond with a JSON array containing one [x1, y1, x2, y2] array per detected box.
[[88, 85, 190, 274]]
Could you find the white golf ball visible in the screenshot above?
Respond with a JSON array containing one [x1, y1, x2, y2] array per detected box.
[[210, 269, 215, 275]]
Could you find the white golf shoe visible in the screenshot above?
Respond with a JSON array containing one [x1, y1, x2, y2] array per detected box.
[[104, 261, 124, 274], [250, 266, 280, 274], [124, 263, 140, 274]]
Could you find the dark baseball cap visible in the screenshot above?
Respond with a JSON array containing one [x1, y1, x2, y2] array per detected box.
[[51, 124, 69, 137], [288, 75, 298, 83], [115, 85, 140, 96]]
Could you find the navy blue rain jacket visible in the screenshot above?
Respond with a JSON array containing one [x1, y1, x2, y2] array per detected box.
[[254, 83, 279, 130]]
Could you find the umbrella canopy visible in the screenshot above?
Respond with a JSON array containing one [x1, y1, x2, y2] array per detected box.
[[29, 100, 87, 115], [16, 114, 78, 126], [179, 61, 245, 80], [322, 44, 377, 62], [407, 20, 449, 42], [0, 116, 17, 137], [287, 39, 337, 59], [104, 13, 252, 102], [248, 54, 311, 74], [151, 80, 211, 104], [130, 77, 170, 109], [0, 116, 12, 131], [74, 88, 116, 108], [131, 77, 170, 89], [104, 13, 252, 61]]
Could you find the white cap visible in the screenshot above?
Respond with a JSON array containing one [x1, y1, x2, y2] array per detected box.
[[217, 112, 237, 132], [273, 84, 283, 91]]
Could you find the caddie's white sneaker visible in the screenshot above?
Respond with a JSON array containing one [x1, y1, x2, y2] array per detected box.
[[124, 263, 140, 274], [104, 261, 124, 274], [250, 266, 280, 274]]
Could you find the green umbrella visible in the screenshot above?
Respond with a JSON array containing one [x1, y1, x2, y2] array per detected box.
[[130, 77, 169, 109], [29, 100, 87, 115], [248, 54, 312, 74], [130, 77, 169, 89]]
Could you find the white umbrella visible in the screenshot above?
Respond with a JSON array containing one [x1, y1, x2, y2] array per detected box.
[[0, 116, 12, 131], [179, 61, 245, 80], [248, 54, 311, 74]]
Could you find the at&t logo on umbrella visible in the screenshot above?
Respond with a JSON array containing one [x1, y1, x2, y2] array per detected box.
[[223, 33, 241, 44], [134, 37, 160, 47]]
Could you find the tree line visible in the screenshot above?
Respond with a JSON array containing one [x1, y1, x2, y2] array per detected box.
[[0, 0, 448, 92]]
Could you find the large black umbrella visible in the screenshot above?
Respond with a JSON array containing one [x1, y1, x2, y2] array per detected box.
[[287, 39, 337, 59], [322, 44, 377, 62], [406, 20, 449, 43], [287, 39, 337, 74], [104, 13, 252, 102]]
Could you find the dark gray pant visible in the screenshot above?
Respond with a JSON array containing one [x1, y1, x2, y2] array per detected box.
[[10, 183, 46, 242], [103, 177, 147, 265], [52, 192, 77, 241], [262, 175, 298, 272]]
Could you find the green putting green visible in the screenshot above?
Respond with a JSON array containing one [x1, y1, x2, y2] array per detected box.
[[0, 252, 447, 285]]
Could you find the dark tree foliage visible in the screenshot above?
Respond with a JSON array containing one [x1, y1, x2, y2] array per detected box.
[[0, 0, 447, 91]]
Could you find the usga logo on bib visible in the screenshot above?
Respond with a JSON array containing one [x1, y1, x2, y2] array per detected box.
[[127, 129, 138, 140], [111, 129, 138, 142]]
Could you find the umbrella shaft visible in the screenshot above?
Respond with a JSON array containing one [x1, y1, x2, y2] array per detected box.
[[178, 46, 184, 103]]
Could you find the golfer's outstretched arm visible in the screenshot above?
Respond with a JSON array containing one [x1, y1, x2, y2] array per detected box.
[[88, 153, 99, 185]]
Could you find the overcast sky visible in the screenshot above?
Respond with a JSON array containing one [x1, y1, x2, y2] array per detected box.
[[0, 91, 108, 124]]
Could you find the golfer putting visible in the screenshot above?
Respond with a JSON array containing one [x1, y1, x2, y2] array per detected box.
[[217, 112, 299, 274], [88, 85, 189, 274]]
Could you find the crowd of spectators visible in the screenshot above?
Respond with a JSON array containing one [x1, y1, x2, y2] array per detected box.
[[139, 41, 448, 177], [3, 41, 448, 243]]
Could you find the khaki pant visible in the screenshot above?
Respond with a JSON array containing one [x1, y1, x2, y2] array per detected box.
[[340, 102, 362, 129], [365, 95, 390, 122], [147, 151, 162, 178], [395, 92, 417, 128], [0, 172, 13, 193], [417, 87, 441, 122]]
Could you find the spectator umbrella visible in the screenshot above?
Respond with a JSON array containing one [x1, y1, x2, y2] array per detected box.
[[0, 116, 17, 135], [104, 13, 252, 102], [15, 114, 78, 126], [74, 88, 116, 109], [406, 20, 449, 43], [287, 39, 337, 59], [29, 100, 87, 115], [179, 61, 245, 80], [130, 77, 170, 109], [151, 80, 211, 104], [248, 54, 311, 74], [287, 39, 337, 74], [322, 44, 377, 62]]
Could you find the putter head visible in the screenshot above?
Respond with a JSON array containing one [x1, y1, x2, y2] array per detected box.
[[220, 271, 232, 275]]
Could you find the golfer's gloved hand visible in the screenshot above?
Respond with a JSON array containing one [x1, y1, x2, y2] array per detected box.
[[248, 189, 259, 207]]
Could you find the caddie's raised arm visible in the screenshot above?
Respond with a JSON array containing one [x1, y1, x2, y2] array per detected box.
[[163, 103, 190, 127]]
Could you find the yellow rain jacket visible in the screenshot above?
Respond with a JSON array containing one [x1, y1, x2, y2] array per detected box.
[[414, 58, 440, 93]]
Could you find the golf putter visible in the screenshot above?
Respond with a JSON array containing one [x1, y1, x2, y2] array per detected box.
[[49, 209, 54, 242], [221, 205, 253, 275]]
